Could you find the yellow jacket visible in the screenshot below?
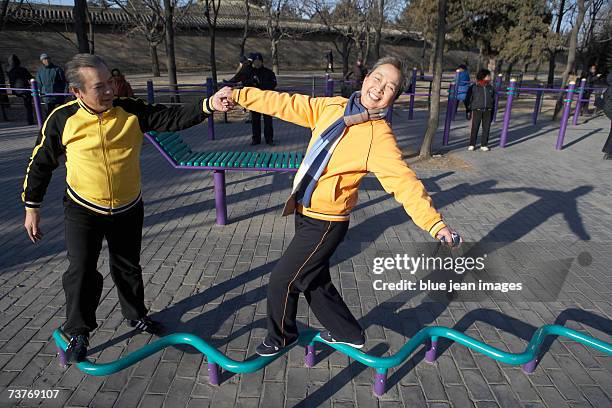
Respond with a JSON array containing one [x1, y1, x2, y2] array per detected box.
[[23, 97, 214, 215], [232, 87, 446, 238]]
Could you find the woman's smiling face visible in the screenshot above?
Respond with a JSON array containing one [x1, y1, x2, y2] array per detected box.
[[360, 63, 401, 110]]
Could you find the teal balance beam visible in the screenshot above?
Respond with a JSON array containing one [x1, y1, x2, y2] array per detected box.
[[53, 324, 612, 397]]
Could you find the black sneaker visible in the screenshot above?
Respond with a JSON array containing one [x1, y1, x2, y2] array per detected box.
[[251, 140, 261, 145], [319, 331, 365, 349], [604, 153, 611, 160], [67, 334, 89, 363], [255, 339, 298, 357], [266, 141, 275, 146], [128, 316, 165, 335]]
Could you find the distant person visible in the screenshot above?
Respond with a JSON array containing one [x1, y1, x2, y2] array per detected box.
[[36, 53, 67, 116], [456, 64, 470, 118], [225, 55, 254, 122], [244, 52, 277, 145], [466, 68, 496, 151], [343, 58, 368, 97], [0, 61, 9, 121], [325, 49, 334, 73], [7, 54, 34, 125], [581, 64, 603, 115], [110, 68, 134, 97], [602, 73, 612, 160]]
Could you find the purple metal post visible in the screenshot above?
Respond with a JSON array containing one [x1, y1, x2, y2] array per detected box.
[[373, 371, 387, 397], [499, 79, 516, 148], [532, 90, 543, 125], [208, 362, 220, 385], [425, 338, 438, 363], [442, 83, 454, 146], [206, 78, 215, 140], [213, 170, 227, 225], [556, 81, 576, 150], [57, 347, 67, 368], [451, 69, 460, 121], [325, 74, 333, 97], [304, 345, 316, 367], [30, 79, 44, 129], [409, 67, 417, 120], [146, 80, 155, 104], [492, 74, 503, 123], [572, 78, 586, 126], [522, 358, 538, 374]]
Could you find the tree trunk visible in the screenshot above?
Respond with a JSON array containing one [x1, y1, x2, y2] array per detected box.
[[163, 0, 179, 102], [74, 0, 90, 53], [210, 28, 218, 91], [341, 37, 351, 77], [553, 0, 585, 120], [419, 0, 447, 159], [504, 63, 513, 82], [547, 0, 566, 88], [0, 0, 10, 31], [239, 0, 249, 58], [428, 43, 436, 75], [150, 43, 160, 77], [420, 39, 427, 76], [271, 38, 279, 75], [88, 10, 94, 54], [373, 0, 384, 61]]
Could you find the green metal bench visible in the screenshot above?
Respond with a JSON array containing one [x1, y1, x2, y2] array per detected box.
[[145, 131, 303, 225]]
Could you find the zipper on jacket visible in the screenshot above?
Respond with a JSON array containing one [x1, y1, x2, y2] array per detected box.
[[483, 86, 487, 109], [98, 115, 114, 212]]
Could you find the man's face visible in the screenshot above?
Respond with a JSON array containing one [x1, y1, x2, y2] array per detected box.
[[360, 63, 400, 110], [253, 59, 262, 69], [42, 58, 50, 66], [73, 65, 114, 113], [590, 66, 596, 73]]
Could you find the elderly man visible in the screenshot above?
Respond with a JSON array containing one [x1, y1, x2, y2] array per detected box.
[[218, 56, 461, 356], [36, 53, 68, 117], [22, 54, 231, 362]]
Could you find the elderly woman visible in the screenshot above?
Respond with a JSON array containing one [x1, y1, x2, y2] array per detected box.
[[220, 56, 461, 356]]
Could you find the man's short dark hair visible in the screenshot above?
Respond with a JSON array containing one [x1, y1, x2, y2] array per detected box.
[[476, 69, 491, 81]]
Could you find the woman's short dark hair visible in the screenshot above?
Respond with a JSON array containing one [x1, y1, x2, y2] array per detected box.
[[111, 68, 121, 76], [458, 64, 468, 70], [476, 69, 491, 81]]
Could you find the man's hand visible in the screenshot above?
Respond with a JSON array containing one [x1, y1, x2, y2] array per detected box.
[[436, 227, 462, 248], [24, 210, 43, 243], [211, 86, 236, 112]]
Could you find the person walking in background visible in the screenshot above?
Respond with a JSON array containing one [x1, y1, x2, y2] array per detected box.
[[466, 68, 496, 151], [456, 64, 471, 118], [7, 54, 34, 125], [245, 52, 277, 145], [110, 68, 134, 97], [601, 73, 612, 160], [0, 61, 9, 121], [325, 49, 334, 73], [581, 64, 603, 115], [36, 53, 67, 116]]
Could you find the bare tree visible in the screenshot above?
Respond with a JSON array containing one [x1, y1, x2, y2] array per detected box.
[[239, 0, 250, 59], [202, 0, 222, 90], [74, 0, 91, 53], [553, 0, 587, 119]]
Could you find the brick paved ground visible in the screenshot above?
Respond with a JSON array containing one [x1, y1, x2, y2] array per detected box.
[[0, 93, 610, 408]]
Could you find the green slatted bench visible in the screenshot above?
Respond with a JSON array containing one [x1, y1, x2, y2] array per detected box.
[[144, 131, 303, 225]]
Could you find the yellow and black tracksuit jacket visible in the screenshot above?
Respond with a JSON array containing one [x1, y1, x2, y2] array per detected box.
[[22, 97, 214, 215]]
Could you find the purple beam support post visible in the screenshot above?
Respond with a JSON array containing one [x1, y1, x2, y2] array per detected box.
[[206, 78, 216, 140], [373, 370, 387, 397], [208, 362, 220, 385], [522, 357, 538, 374], [30, 79, 44, 129], [325, 74, 333, 97], [572, 78, 586, 126], [556, 81, 576, 150], [409, 67, 417, 120], [146, 80, 155, 104], [304, 345, 316, 367], [442, 83, 454, 146], [213, 170, 227, 225], [425, 337, 438, 363], [312, 76, 316, 97], [57, 347, 67, 368], [499, 78, 516, 148], [492, 74, 503, 123], [451, 69, 460, 121], [532, 89, 543, 125]]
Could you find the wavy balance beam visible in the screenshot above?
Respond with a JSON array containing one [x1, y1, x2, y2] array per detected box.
[[53, 324, 612, 397]]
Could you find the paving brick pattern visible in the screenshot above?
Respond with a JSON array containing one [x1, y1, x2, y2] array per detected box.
[[0, 93, 610, 407]]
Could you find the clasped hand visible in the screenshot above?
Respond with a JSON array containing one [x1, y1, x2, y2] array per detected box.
[[210, 86, 237, 112]]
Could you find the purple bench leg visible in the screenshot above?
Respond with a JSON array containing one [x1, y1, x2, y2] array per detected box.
[[425, 338, 438, 363], [522, 358, 538, 374], [304, 345, 316, 368], [373, 370, 387, 397], [213, 170, 227, 225], [208, 362, 220, 385]]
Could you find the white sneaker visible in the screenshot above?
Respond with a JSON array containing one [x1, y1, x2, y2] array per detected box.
[[467, 146, 475, 151], [480, 146, 490, 151]]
